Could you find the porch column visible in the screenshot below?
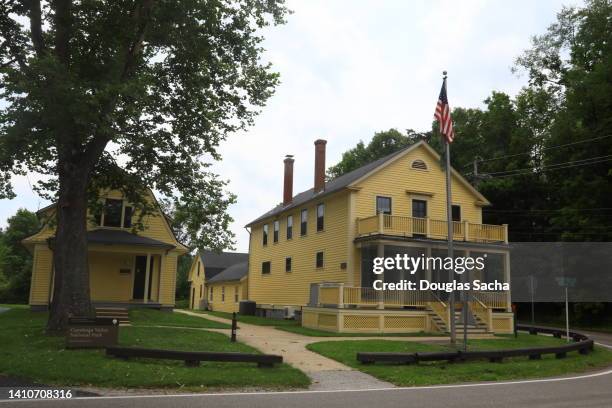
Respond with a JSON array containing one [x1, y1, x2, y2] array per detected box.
[[504, 251, 511, 311], [377, 243, 384, 310], [143, 252, 151, 303]]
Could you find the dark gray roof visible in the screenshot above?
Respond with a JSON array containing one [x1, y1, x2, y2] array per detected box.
[[246, 143, 416, 226], [198, 250, 248, 270], [50, 229, 175, 249], [207, 261, 248, 283]]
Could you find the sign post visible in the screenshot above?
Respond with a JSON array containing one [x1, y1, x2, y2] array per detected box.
[[555, 277, 576, 343]]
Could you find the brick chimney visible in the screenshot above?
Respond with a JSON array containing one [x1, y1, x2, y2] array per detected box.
[[314, 139, 327, 193], [283, 155, 294, 205]]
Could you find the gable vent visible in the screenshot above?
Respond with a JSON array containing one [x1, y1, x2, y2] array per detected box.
[[411, 159, 428, 170]]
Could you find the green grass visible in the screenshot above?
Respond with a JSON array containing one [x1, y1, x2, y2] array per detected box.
[[307, 334, 612, 386], [0, 303, 28, 309], [277, 325, 446, 337], [197, 310, 299, 327], [0, 307, 309, 390], [174, 299, 189, 309], [130, 309, 230, 329]]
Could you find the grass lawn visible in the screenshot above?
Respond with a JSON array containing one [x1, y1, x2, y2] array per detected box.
[[197, 310, 299, 327], [0, 307, 309, 390], [130, 309, 230, 329], [277, 325, 446, 337], [307, 334, 612, 386]]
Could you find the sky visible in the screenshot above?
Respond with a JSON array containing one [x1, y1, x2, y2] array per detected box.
[[0, 0, 582, 252]]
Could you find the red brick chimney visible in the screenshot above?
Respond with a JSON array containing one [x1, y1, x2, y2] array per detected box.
[[283, 155, 294, 205], [314, 139, 327, 193]]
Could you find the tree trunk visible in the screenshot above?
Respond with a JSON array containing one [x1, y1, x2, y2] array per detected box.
[[46, 168, 93, 334]]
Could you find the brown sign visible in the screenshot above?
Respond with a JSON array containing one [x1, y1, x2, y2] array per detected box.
[[66, 318, 119, 349]]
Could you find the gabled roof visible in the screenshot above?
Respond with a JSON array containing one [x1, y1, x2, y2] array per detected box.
[[198, 249, 248, 270], [246, 140, 490, 226], [207, 261, 248, 284]]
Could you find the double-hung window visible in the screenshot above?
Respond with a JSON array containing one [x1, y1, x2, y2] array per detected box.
[[263, 224, 268, 246], [316, 203, 324, 232], [273, 220, 279, 243], [286, 215, 293, 239], [376, 196, 392, 215], [300, 209, 308, 236]]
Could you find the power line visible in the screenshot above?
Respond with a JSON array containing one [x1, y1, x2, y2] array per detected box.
[[462, 134, 612, 168], [484, 207, 612, 213], [483, 156, 612, 178]]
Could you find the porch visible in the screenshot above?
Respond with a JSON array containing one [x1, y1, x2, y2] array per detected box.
[[305, 285, 514, 334], [356, 214, 508, 244]]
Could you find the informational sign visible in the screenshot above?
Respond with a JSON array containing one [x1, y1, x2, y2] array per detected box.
[[555, 277, 576, 288], [66, 317, 119, 349]]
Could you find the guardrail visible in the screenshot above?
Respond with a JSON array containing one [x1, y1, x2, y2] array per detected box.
[[356, 214, 508, 243], [357, 325, 594, 365]]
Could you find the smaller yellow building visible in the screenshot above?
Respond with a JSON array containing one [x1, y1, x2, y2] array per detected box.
[[23, 189, 188, 311], [187, 250, 248, 310], [206, 262, 248, 313]]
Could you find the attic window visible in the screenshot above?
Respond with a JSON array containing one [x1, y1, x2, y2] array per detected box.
[[411, 159, 427, 170]]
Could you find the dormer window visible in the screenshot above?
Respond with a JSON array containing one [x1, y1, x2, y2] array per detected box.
[[97, 198, 133, 228], [411, 159, 427, 170]]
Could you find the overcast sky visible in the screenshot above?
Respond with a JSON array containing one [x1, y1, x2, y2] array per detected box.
[[0, 0, 580, 252]]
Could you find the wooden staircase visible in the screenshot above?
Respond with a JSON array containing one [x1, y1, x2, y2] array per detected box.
[[427, 305, 492, 335], [95, 307, 131, 326]]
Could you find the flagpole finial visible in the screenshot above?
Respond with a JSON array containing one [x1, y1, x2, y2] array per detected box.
[[442, 70, 447, 79]]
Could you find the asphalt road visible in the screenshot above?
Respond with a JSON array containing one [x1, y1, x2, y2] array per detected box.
[[3, 332, 611, 408]]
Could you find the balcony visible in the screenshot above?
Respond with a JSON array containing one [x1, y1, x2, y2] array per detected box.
[[356, 214, 508, 244]]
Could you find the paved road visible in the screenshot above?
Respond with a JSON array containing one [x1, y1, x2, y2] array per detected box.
[[3, 367, 612, 408]]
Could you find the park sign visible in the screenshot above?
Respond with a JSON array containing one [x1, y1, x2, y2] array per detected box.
[[66, 317, 119, 349]]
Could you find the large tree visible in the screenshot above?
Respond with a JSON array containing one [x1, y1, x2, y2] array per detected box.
[[0, 1, 288, 331]]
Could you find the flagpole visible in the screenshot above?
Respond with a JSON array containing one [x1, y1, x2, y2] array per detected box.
[[443, 71, 456, 346]]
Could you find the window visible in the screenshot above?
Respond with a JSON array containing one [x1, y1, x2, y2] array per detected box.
[[316, 203, 325, 231], [262, 261, 271, 274], [199, 284, 202, 298], [97, 199, 133, 228], [285, 257, 292, 272], [411, 159, 428, 170], [103, 199, 123, 227], [376, 196, 392, 215], [412, 199, 427, 218], [222, 286, 225, 302], [234, 287, 239, 303], [300, 209, 308, 236], [316, 252, 324, 268], [452, 205, 461, 222], [273, 220, 279, 243], [197, 262, 200, 277], [286, 215, 293, 239], [210, 287, 213, 301], [262, 224, 268, 246]]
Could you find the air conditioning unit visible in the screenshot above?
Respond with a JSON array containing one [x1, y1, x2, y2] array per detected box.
[[284, 306, 297, 319]]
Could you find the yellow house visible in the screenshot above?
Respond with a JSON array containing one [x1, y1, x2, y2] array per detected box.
[[23, 189, 188, 312], [246, 139, 513, 334], [206, 262, 248, 313], [187, 249, 248, 310]]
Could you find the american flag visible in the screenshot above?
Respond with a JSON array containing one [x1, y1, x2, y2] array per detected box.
[[434, 78, 454, 143]]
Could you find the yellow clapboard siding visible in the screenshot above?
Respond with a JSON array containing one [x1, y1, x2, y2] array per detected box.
[[248, 191, 350, 306], [29, 245, 53, 305], [208, 281, 243, 313], [188, 256, 206, 309], [353, 147, 482, 224]]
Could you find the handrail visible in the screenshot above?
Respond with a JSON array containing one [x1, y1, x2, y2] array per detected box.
[[356, 215, 506, 243]]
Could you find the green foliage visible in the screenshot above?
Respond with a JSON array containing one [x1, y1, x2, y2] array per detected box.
[[0, 209, 40, 303], [0, 0, 290, 251], [326, 129, 427, 179], [175, 253, 193, 301]]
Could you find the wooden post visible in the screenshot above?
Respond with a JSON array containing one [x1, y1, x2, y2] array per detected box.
[[338, 283, 344, 308], [503, 224, 509, 244], [143, 253, 151, 303], [231, 312, 237, 342], [464, 220, 469, 241], [377, 243, 384, 310], [378, 212, 385, 234], [425, 217, 431, 238]]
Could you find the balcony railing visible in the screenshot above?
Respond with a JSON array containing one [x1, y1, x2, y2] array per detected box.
[[356, 214, 508, 243]]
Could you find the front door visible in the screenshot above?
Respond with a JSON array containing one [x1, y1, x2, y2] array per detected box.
[[132, 256, 147, 300]]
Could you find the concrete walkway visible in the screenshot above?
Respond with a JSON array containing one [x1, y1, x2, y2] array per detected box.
[[176, 310, 455, 391]]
